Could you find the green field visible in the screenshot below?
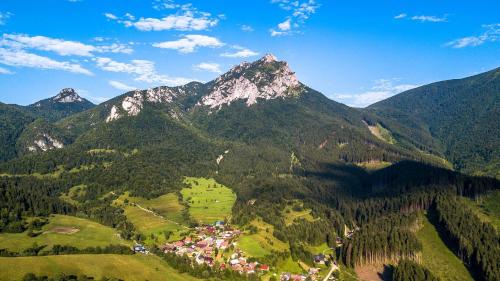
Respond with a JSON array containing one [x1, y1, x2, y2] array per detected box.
[[0, 254, 200, 281], [0, 215, 127, 252], [113, 192, 188, 245], [237, 218, 288, 258], [181, 177, 236, 224], [417, 213, 473, 281], [465, 191, 500, 230]]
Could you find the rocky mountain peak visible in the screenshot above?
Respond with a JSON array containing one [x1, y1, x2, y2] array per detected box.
[[53, 88, 84, 103], [199, 54, 302, 109]]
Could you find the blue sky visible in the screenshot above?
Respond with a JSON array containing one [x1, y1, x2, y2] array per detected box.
[[0, 0, 498, 107]]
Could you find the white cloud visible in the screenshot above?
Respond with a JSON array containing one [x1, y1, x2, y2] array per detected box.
[[0, 47, 93, 75], [241, 25, 254, 32], [0, 12, 11, 25], [152, 0, 180, 10], [109, 80, 137, 91], [220, 46, 259, 58], [95, 57, 194, 86], [278, 18, 291, 31], [446, 23, 500, 48], [108, 11, 218, 32], [152, 35, 224, 53], [394, 13, 407, 19], [332, 79, 418, 108], [270, 0, 319, 36], [411, 15, 447, 23], [0, 66, 13, 74], [194, 62, 222, 73], [1, 34, 133, 56], [104, 13, 118, 20]]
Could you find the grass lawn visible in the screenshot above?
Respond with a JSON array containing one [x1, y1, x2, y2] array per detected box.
[[113, 193, 188, 245], [0, 254, 200, 281], [0, 215, 127, 252], [237, 218, 288, 258], [464, 191, 500, 230], [417, 213, 473, 281], [181, 177, 236, 224]]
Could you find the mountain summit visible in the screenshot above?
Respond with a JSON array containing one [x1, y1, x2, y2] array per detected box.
[[52, 88, 85, 103], [27, 88, 95, 122], [199, 54, 302, 109]]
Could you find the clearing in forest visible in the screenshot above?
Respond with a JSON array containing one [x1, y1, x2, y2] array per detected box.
[[181, 177, 236, 224], [416, 213, 474, 281]]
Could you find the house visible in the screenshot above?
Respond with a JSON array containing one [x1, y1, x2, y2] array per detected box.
[[260, 264, 270, 271], [313, 254, 326, 264]]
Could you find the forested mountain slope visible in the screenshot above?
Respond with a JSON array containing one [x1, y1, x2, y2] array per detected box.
[[368, 68, 500, 177], [0, 102, 35, 162]]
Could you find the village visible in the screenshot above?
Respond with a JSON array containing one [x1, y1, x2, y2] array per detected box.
[[132, 221, 342, 281]]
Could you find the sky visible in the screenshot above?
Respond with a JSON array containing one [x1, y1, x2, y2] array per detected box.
[[0, 0, 498, 107]]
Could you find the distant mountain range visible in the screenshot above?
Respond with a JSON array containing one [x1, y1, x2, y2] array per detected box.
[[0, 55, 498, 180]]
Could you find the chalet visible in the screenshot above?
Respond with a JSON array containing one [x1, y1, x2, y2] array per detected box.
[[260, 264, 270, 271]]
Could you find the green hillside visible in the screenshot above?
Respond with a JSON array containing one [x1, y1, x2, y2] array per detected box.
[[0, 254, 200, 281], [368, 68, 500, 177]]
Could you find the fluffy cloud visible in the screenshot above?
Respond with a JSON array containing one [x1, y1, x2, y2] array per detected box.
[[220, 46, 259, 58], [332, 79, 418, 108], [411, 15, 447, 23], [1, 34, 133, 56], [95, 57, 194, 86], [193, 62, 222, 73], [270, 0, 319, 36], [0, 47, 92, 75], [153, 35, 223, 53], [109, 80, 137, 91], [278, 19, 291, 31], [446, 23, 500, 48], [107, 10, 218, 32]]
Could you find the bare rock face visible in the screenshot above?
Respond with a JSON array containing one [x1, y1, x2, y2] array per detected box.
[[53, 88, 84, 103], [199, 54, 303, 109], [105, 54, 305, 122]]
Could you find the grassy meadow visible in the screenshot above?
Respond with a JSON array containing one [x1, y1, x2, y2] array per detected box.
[[0, 254, 200, 281], [417, 213, 473, 281], [237, 218, 288, 258], [181, 177, 236, 224], [113, 192, 188, 245], [0, 215, 127, 252], [464, 190, 500, 230]]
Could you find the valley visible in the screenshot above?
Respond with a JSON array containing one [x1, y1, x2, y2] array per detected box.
[[0, 54, 498, 281]]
